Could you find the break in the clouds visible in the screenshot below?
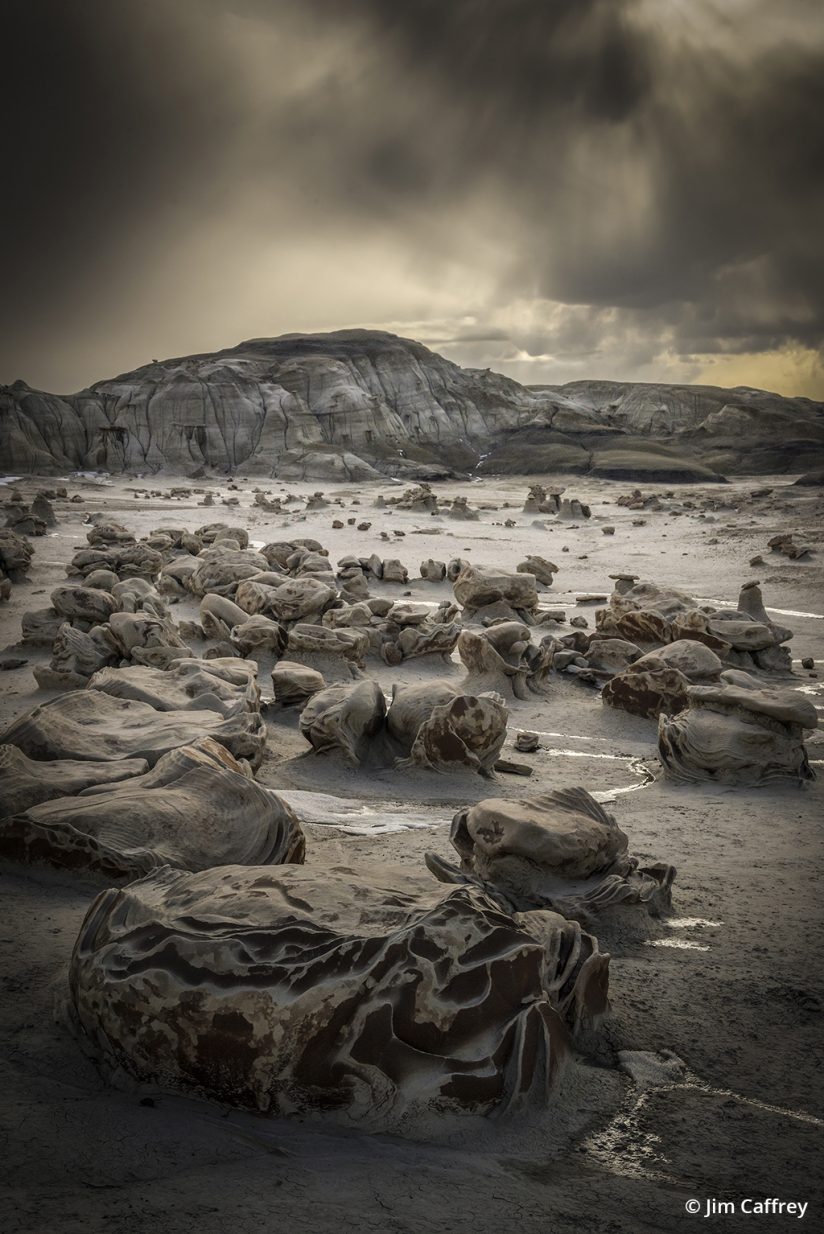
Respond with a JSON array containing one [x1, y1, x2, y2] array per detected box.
[[1, 0, 823, 395]]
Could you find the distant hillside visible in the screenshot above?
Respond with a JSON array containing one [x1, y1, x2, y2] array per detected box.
[[1, 331, 821, 479]]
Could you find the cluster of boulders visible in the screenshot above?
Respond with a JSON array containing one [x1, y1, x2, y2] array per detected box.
[[253, 490, 285, 512], [1, 486, 816, 1134], [298, 678, 509, 776], [387, 482, 439, 512], [335, 551, 408, 591], [3, 486, 60, 537], [542, 575, 818, 784], [594, 579, 794, 676], [616, 489, 663, 511], [615, 488, 734, 514], [768, 533, 813, 560], [11, 496, 817, 793], [524, 484, 591, 518], [25, 569, 187, 690], [2, 536, 681, 1128], [5, 501, 47, 537]]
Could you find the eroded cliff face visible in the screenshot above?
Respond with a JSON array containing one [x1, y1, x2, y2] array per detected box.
[[0, 332, 540, 477], [529, 380, 824, 475], [2, 330, 821, 478]]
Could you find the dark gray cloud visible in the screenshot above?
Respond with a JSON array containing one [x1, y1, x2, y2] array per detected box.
[[1, 0, 822, 392], [2, 3, 237, 312]]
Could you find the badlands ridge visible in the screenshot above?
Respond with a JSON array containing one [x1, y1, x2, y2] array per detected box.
[[2, 330, 823, 481]]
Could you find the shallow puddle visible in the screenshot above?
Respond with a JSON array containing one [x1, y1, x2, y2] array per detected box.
[[536, 748, 630, 760], [697, 597, 824, 620], [274, 788, 439, 834], [644, 939, 710, 951], [643, 916, 721, 952]]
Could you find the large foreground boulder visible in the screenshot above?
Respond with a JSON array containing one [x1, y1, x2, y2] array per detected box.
[[68, 863, 609, 1127]]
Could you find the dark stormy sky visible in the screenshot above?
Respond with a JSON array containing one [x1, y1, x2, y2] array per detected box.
[[2, 0, 823, 395]]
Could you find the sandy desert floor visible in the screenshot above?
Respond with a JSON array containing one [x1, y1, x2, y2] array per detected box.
[[1, 469, 823, 1234]]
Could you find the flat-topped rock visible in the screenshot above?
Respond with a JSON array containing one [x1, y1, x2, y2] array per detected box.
[[426, 788, 674, 922], [659, 672, 817, 786]]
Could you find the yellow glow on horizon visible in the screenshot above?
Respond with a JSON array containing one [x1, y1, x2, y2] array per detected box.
[[693, 347, 824, 399]]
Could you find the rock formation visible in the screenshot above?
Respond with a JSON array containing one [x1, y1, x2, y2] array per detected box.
[[271, 660, 326, 707], [602, 660, 691, 719], [458, 624, 555, 699], [0, 332, 536, 478], [86, 660, 260, 715], [482, 378, 824, 477], [0, 746, 148, 817], [299, 680, 387, 765], [425, 788, 674, 922], [387, 682, 508, 775], [1, 688, 266, 770], [3, 330, 819, 478], [453, 564, 540, 624], [68, 862, 609, 1126], [658, 672, 818, 786], [595, 580, 793, 674], [0, 529, 33, 597], [298, 678, 509, 776], [1, 738, 304, 879]]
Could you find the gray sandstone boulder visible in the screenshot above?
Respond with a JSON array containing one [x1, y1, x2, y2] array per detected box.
[[453, 564, 539, 623], [426, 788, 674, 921], [1, 688, 266, 770], [1, 738, 304, 878], [658, 672, 817, 786]]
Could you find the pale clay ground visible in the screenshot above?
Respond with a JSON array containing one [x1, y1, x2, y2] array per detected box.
[[1, 470, 823, 1234]]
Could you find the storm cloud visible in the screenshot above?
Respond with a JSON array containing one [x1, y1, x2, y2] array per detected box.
[[2, 0, 822, 394]]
